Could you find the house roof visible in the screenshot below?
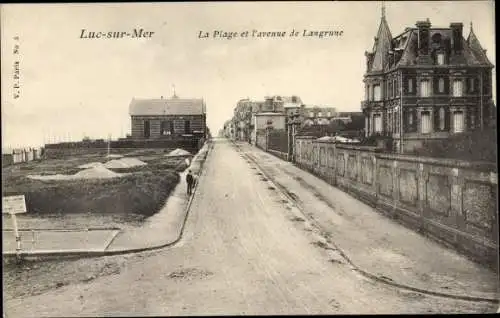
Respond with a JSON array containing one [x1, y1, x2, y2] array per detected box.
[[467, 23, 493, 66], [129, 97, 205, 116], [370, 13, 393, 72], [366, 14, 493, 71]]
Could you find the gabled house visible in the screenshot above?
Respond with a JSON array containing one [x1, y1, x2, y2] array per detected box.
[[129, 94, 207, 141], [362, 8, 495, 153]]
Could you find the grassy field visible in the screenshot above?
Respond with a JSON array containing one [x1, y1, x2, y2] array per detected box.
[[2, 149, 190, 228]]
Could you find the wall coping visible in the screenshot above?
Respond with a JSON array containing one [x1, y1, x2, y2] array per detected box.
[[374, 152, 497, 170], [334, 144, 379, 152], [295, 136, 317, 140]]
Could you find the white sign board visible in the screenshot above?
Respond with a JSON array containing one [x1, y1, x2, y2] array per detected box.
[[2, 195, 27, 214]]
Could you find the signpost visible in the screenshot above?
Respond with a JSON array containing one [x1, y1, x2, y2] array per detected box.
[[2, 195, 27, 262]]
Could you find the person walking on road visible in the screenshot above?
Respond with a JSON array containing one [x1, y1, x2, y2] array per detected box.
[[186, 170, 195, 195]]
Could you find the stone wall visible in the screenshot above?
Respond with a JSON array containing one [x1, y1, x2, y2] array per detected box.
[[255, 130, 267, 150], [294, 136, 498, 267]]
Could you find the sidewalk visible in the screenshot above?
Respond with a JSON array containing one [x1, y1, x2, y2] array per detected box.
[[237, 142, 499, 302], [2, 142, 211, 260]]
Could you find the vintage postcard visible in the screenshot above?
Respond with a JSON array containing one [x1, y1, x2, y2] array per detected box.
[[1, 1, 498, 316]]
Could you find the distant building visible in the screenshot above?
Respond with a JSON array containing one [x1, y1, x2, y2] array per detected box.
[[252, 112, 286, 143], [129, 94, 207, 141], [301, 105, 338, 126], [362, 8, 495, 152]]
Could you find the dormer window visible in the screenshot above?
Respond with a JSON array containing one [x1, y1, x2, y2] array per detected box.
[[318, 112, 323, 117]]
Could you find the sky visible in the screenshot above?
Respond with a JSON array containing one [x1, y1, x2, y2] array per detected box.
[[1, 1, 495, 148]]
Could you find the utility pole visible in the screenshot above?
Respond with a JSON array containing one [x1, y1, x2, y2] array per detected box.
[[107, 133, 111, 157]]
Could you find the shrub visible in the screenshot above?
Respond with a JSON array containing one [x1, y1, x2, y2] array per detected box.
[[414, 128, 497, 163]]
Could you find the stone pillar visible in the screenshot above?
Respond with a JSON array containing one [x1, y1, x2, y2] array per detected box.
[[392, 160, 399, 203], [417, 163, 426, 228], [450, 168, 465, 232]]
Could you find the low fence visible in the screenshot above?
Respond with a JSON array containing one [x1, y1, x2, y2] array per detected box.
[[293, 136, 499, 267]]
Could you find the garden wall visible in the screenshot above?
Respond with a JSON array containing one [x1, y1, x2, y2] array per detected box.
[[294, 136, 498, 267]]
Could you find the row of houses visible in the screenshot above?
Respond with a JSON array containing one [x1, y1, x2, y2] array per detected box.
[[2, 147, 44, 166], [223, 95, 365, 144]]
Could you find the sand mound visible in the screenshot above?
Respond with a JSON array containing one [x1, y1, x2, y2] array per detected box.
[[165, 148, 191, 157], [28, 166, 123, 180], [74, 165, 121, 178], [104, 157, 147, 169], [78, 162, 104, 169]]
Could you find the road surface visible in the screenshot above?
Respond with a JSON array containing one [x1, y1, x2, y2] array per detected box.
[[4, 139, 497, 316]]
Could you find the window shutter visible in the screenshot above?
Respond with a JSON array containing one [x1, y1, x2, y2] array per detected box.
[[444, 107, 450, 130], [433, 77, 439, 94], [433, 108, 440, 131], [444, 77, 449, 94]]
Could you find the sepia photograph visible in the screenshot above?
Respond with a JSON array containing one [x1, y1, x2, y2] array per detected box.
[[1, 1, 498, 316]]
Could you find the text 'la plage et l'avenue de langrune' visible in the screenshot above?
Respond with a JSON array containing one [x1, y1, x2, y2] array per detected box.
[[198, 29, 344, 40]]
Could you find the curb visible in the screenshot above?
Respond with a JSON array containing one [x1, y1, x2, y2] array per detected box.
[[235, 143, 499, 304], [3, 143, 213, 262]]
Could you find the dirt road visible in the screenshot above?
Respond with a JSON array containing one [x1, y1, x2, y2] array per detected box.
[[4, 139, 497, 316]]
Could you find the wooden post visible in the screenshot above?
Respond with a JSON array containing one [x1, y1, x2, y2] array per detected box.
[[12, 214, 22, 262]]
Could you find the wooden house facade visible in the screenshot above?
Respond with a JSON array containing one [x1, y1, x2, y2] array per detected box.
[[129, 95, 207, 141]]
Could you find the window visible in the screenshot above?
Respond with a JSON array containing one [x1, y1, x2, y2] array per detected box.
[[421, 111, 431, 133], [453, 79, 463, 97], [408, 78, 413, 93], [365, 85, 369, 100], [437, 53, 445, 65], [420, 80, 431, 97], [184, 120, 191, 134], [394, 79, 398, 96], [439, 107, 445, 130], [470, 110, 476, 129], [309, 111, 314, 118], [143, 120, 150, 138], [373, 85, 381, 101], [318, 112, 323, 117], [327, 111, 331, 117], [438, 78, 445, 93], [469, 78, 475, 93], [407, 111, 414, 129], [453, 111, 464, 133], [373, 114, 382, 133]]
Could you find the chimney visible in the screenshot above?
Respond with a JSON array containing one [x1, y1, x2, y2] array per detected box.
[[161, 96, 163, 99], [416, 19, 431, 55], [450, 22, 463, 52]]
